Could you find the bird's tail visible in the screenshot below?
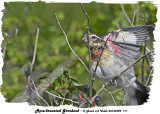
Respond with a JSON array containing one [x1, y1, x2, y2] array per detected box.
[[125, 79, 149, 105]]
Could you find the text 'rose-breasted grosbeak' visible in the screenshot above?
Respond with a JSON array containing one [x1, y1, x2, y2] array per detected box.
[[82, 25, 154, 105]]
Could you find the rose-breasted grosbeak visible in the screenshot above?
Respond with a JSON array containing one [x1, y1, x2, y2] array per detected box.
[[82, 25, 154, 105]]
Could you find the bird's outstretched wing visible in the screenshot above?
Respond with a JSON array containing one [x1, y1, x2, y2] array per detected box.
[[102, 25, 154, 62]]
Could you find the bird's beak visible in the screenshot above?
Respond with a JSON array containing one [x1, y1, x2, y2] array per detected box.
[[82, 38, 87, 43], [82, 35, 88, 43]]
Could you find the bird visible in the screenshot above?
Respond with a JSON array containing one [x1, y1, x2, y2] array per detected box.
[[82, 25, 154, 105]]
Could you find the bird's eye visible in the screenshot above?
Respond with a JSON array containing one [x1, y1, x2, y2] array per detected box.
[[92, 36, 96, 39]]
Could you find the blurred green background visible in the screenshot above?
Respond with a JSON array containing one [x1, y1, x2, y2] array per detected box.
[[1, 2, 156, 106]]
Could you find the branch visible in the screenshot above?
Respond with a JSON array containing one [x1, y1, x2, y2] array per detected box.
[[26, 74, 49, 106], [2, 42, 7, 60], [55, 13, 91, 106], [89, 34, 111, 104], [91, 85, 105, 104], [136, 4, 139, 25], [121, 4, 133, 26], [131, 12, 136, 25], [141, 4, 148, 84], [141, 4, 154, 50], [63, 69, 90, 105], [122, 92, 127, 105], [110, 50, 154, 83], [79, 101, 87, 108], [110, 88, 123, 94], [30, 28, 39, 72], [28, 83, 49, 106], [36, 84, 80, 104], [91, 85, 123, 105], [55, 13, 89, 73], [146, 47, 154, 67], [104, 88, 117, 106], [141, 4, 153, 83], [26, 28, 49, 106], [141, 45, 146, 83], [3, 28, 18, 60], [15, 28, 18, 37], [80, 3, 92, 100], [145, 68, 153, 87]]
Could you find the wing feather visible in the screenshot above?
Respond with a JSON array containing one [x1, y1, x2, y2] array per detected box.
[[102, 25, 154, 62]]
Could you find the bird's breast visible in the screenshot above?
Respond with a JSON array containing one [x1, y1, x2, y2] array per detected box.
[[91, 48, 129, 78], [91, 48, 113, 63]]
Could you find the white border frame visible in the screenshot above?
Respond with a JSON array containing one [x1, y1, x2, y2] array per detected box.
[[0, 0, 160, 114]]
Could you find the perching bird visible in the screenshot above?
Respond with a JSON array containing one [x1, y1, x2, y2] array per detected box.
[[82, 25, 154, 105]]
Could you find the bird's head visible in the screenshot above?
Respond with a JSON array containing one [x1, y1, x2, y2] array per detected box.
[[82, 33, 105, 49]]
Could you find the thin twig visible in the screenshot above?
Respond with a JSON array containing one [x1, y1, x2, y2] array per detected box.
[[55, 12, 90, 106], [80, 3, 92, 102], [141, 4, 154, 50], [27, 75, 49, 106], [121, 8, 136, 66], [28, 83, 49, 106], [30, 28, 39, 72], [122, 92, 127, 105], [146, 47, 154, 67], [141, 43, 146, 84], [80, 4, 112, 106], [3, 28, 18, 60], [79, 101, 87, 108], [90, 86, 123, 105], [121, 50, 153, 75], [89, 34, 111, 100], [121, 4, 133, 26], [80, 3, 91, 72], [136, 4, 139, 25], [117, 24, 121, 29], [110, 88, 123, 94], [145, 68, 153, 87], [15, 28, 18, 37], [142, 4, 150, 30], [26, 76, 49, 106], [110, 50, 153, 84], [3, 42, 7, 60], [91, 85, 105, 103], [55, 13, 89, 73], [65, 69, 90, 104], [28, 28, 49, 106], [132, 12, 136, 25], [2, 32, 10, 60], [121, 3, 153, 86], [141, 4, 154, 72], [104, 88, 117, 106], [62, 96, 66, 105], [36, 85, 80, 104], [141, 4, 149, 84]]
